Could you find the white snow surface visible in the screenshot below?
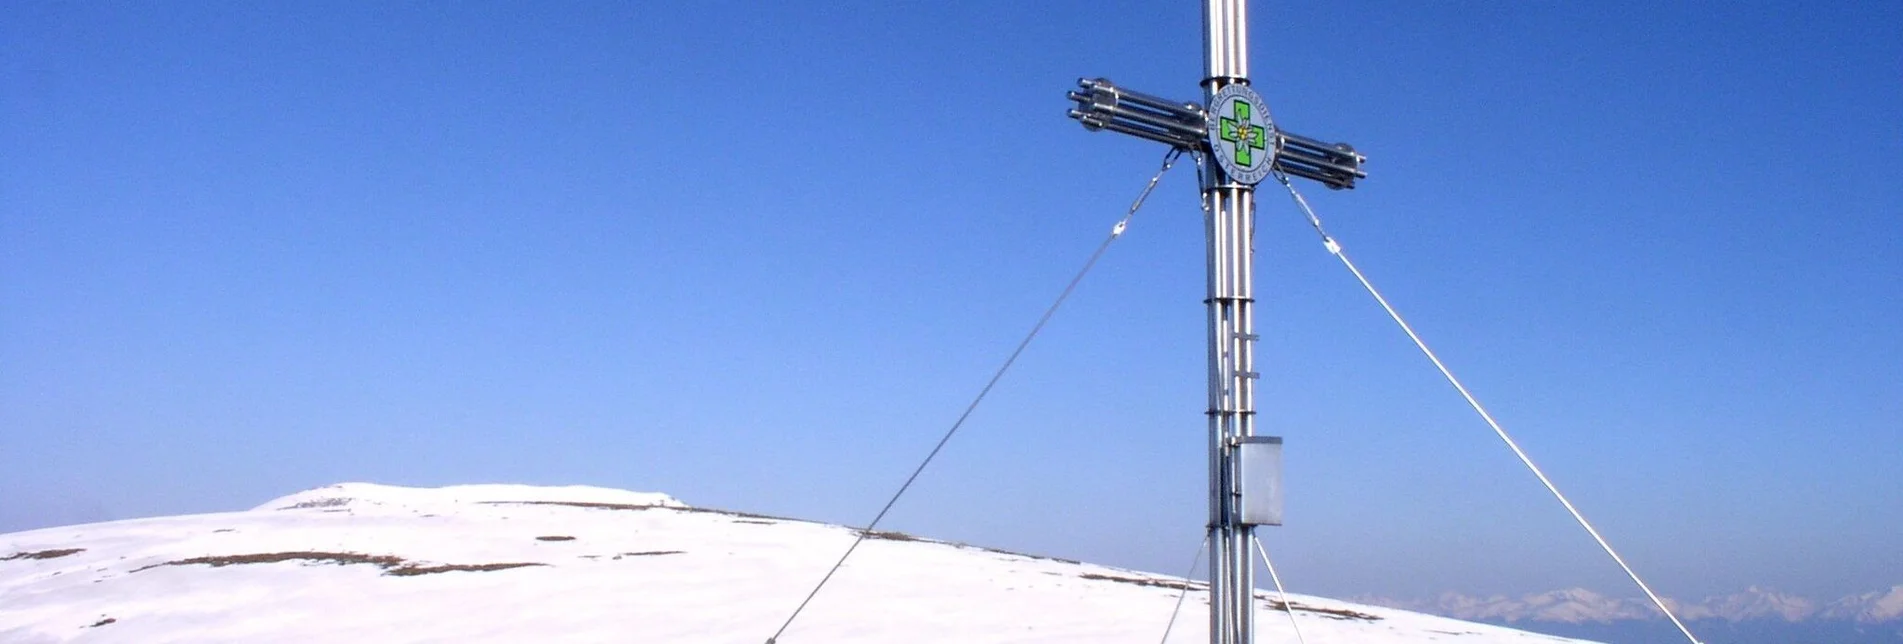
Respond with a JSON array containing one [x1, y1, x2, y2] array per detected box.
[[1, 483, 1597, 643]]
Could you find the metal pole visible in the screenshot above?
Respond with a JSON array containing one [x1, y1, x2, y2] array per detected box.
[[1068, 3, 1361, 641], [1202, 1, 1255, 643]]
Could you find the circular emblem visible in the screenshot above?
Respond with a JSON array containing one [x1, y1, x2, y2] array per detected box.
[[1205, 84, 1276, 186]]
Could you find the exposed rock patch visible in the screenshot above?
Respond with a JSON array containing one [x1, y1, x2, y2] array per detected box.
[[131, 551, 545, 577], [2, 548, 85, 561]]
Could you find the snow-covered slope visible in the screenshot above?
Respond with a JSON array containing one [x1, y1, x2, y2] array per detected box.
[[0, 483, 1597, 643]]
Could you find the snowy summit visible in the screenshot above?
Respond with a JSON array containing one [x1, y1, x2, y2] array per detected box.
[[1, 483, 1596, 643]]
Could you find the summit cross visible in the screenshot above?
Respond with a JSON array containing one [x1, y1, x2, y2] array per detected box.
[[1064, 2, 1368, 643]]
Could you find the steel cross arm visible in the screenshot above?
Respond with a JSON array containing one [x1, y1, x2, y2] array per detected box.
[[1065, 77, 1368, 190], [1274, 130, 1367, 190], [1067, 77, 1209, 148]]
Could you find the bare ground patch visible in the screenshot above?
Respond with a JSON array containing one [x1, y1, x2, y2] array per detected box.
[[963, 542, 1079, 565], [1249, 592, 1382, 621], [132, 551, 404, 572], [485, 501, 1083, 565], [131, 551, 545, 577], [1259, 600, 1381, 622], [2, 548, 85, 561], [386, 562, 545, 576], [1077, 572, 1379, 621], [1080, 572, 1205, 591], [479, 500, 797, 523], [859, 529, 923, 542], [858, 529, 1082, 564]]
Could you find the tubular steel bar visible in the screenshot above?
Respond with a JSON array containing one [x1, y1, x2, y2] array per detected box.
[[1068, 78, 1208, 150], [1276, 132, 1367, 190], [1202, 2, 1256, 643]]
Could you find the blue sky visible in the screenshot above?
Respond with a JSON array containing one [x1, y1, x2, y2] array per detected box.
[[3, 0, 1898, 605]]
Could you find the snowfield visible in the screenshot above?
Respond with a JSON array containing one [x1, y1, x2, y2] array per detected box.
[[0, 483, 1598, 643]]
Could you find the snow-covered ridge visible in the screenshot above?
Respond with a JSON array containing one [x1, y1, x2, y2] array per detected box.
[[1822, 585, 1903, 623], [255, 482, 686, 512], [2, 483, 1596, 643]]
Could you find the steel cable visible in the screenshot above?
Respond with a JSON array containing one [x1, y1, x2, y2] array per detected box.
[[1252, 536, 1310, 644], [1158, 535, 1211, 644], [1271, 171, 1703, 644], [766, 148, 1184, 643]]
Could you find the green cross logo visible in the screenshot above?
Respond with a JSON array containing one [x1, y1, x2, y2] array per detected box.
[[1218, 101, 1269, 167]]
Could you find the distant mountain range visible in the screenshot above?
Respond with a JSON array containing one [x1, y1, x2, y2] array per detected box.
[[1357, 585, 1903, 624]]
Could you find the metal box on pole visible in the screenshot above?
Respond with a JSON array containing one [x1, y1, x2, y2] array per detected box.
[[1237, 436, 1283, 526]]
